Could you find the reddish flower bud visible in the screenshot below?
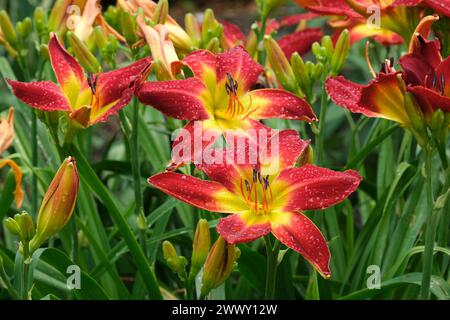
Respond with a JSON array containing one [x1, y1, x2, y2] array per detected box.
[[29, 157, 79, 252]]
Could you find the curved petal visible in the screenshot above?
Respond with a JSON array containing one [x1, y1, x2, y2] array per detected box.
[[221, 20, 247, 49], [280, 13, 320, 27], [49, 34, 85, 106], [90, 57, 152, 123], [244, 89, 317, 122], [0, 159, 24, 208], [0, 107, 14, 154], [137, 78, 211, 120], [326, 76, 371, 115], [327, 74, 410, 125], [423, 0, 450, 17], [271, 211, 331, 278], [399, 53, 433, 86], [259, 129, 310, 173], [407, 86, 450, 114], [175, 49, 217, 80], [295, 0, 362, 18], [148, 172, 247, 213], [7, 80, 71, 112], [273, 164, 361, 212], [216, 46, 264, 93], [278, 28, 323, 59], [217, 212, 271, 244]]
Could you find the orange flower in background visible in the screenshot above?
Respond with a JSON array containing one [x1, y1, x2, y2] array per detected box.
[[49, 0, 124, 42], [0, 107, 23, 208], [295, 0, 450, 45], [117, 0, 193, 51]]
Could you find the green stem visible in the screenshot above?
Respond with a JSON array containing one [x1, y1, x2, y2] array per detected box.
[[22, 241, 30, 300], [420, 146, 435, 299], [315, 74, 329, 165], [31, 111, 38, 215], [264, 236, 280, 300]]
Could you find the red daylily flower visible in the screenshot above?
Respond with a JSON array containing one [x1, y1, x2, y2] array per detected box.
[[295, 0, 450, 45], [149, 130, 362, 277], [223, 17, 323, 59], [8, 34, 152, 128], [326, 15, 450, 129], [137, 46, 316, 168]]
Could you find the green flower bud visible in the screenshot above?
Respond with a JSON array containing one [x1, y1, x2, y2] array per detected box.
[[33, 7, 48, 38], [430, 109, 445, 133], [121, 11, 137, 46], [185, 13, 201, 46], [4, 217, 20, 236], [330, 29, 350, 76], [201, 236, 239, 298], [67, 32, 101, 73], [205, 37, 220, 53], [190, 219, 211, 279], [162, 241, 188, 279], [0, 10, 17, 47], [151, 0, 169, 25], [202, 9, 223, 46], [16, 18, 32, 40], [15, 212, 35, 242], [321, 35, 333, 59], [264, 35, 301, 96]]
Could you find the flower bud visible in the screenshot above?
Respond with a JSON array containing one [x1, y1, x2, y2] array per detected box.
[[190, 219, 211, 279], [34, 7, 48, 39], [201, 236, 239, 297], [151, 0, 169, 25], [4, 217, 20, 236], [67, 31, 100, 73], [264, 35, 301, 96], [0, 10, 17, 47], [330, 29, 350, 76], [16, 18, 32, 40], [121, 11, 138, 46], [261, 0, 284, 18], [202, 9, 223, 45], [15, 212, 35, 242], [29, 157, 79, 253], [430, 109, 445, 133], [162, 241, 188, 279], [205, 37, 220, 53], [48, 0, 72, 33], [185, 13, 201, 46]]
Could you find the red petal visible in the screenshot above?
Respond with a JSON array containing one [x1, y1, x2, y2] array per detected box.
[[326, 76, 370, 115], [399, 53, 433, 86], [221, 20, 247, 49], [137, 78, 211, 120], [48, 34, 85, 103], [176, 49, 217, 79], [246, 89, 316, 122], [278, 28, 323, 59], [279, 13, 320, 27], [260, 130, 310, 171], [91, 57, 152, 123], [217, 213, 271, 244], [423, 0, 450, 17], [294, 0, 362, 18], [148, 172, 247, 213], [7, 80, 71, 111], [271, 211, 331, 277], [274, 164, 361, 212], [216, 46, 263, 92], [407, 85, 450, 114]]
